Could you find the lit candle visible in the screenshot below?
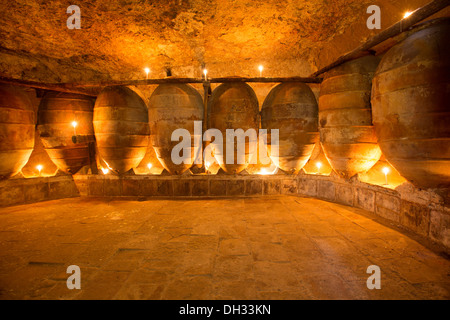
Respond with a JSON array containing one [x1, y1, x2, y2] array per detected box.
[[71, 121, 78, 136], [258, 65, 264, 77], [36, 164, 43, 177], [382, 167, 390, 185], [101, 168, 109, 175], [403, 11, 412, 19], [203, 69, 208, 81], [147, 163, 152, 172], [144, 67, 150, 79], [316, 162, 322, 174], [258, 165, 278, 175]]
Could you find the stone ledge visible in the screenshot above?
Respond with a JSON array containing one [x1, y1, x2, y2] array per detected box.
[[0, 175, 79, 207], [72, 174, 298, 198]]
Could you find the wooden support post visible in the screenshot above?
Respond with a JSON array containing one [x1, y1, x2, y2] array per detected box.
[[88, 141, 98, 175], [202, 81, 211, 172], [71, 135, 98, 174], [71, 134, 95, 144]]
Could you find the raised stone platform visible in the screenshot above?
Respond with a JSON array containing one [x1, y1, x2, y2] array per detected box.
[[71, 173, 450, 252], [0, 172, 448, 253]]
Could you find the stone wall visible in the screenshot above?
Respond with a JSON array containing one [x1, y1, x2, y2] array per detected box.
[[297, 174, 450, 250], [0, 175, 79, 207]]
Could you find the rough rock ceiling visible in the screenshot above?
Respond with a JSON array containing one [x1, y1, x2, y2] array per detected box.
[[0, 0, 447, 82]]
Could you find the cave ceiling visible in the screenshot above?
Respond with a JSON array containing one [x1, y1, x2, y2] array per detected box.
[[0, 0, 448, 82]]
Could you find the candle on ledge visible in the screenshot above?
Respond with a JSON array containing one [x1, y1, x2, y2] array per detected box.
[[203, 69, 208, 81], [71, 121, 78, 136], [36, 164, 43, 177], [258, 65, 264, 77], [382, 167, 390, 185], [316, 161, 322, 174], [144, 67, 150, 79], [403, 11, 413, 19]]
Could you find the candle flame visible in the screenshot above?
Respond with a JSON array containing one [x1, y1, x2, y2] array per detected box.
[[147, 163, 152, 170], [382, 167, 390, 175], [36, 165, 43, 172], [258, 65, 264, 72], [144, 67, 150, 74], [71, 121, 78, 128], [316, 162, 322, 170], [258, 166, 278, 175], [403, 11, 412, 19], [101, 168, 109, 174]]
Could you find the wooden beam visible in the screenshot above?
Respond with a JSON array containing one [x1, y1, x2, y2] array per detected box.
[[310, 0, 450, 77], [66, 76, 322, 87], [0, 76, 323, 96], [208, 77, 322, 84], [369, 17, 448, 55], [71, 78, 204, 87], [0, 76, 99, 97]]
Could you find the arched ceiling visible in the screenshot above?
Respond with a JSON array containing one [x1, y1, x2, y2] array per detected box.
[[0, 0, 448, 82]]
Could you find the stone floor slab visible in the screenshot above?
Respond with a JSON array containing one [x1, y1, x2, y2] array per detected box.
[[0, 196, 448, 300]]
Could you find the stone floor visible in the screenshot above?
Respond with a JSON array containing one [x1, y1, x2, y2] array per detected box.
[[0, 196, 448, 300]]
